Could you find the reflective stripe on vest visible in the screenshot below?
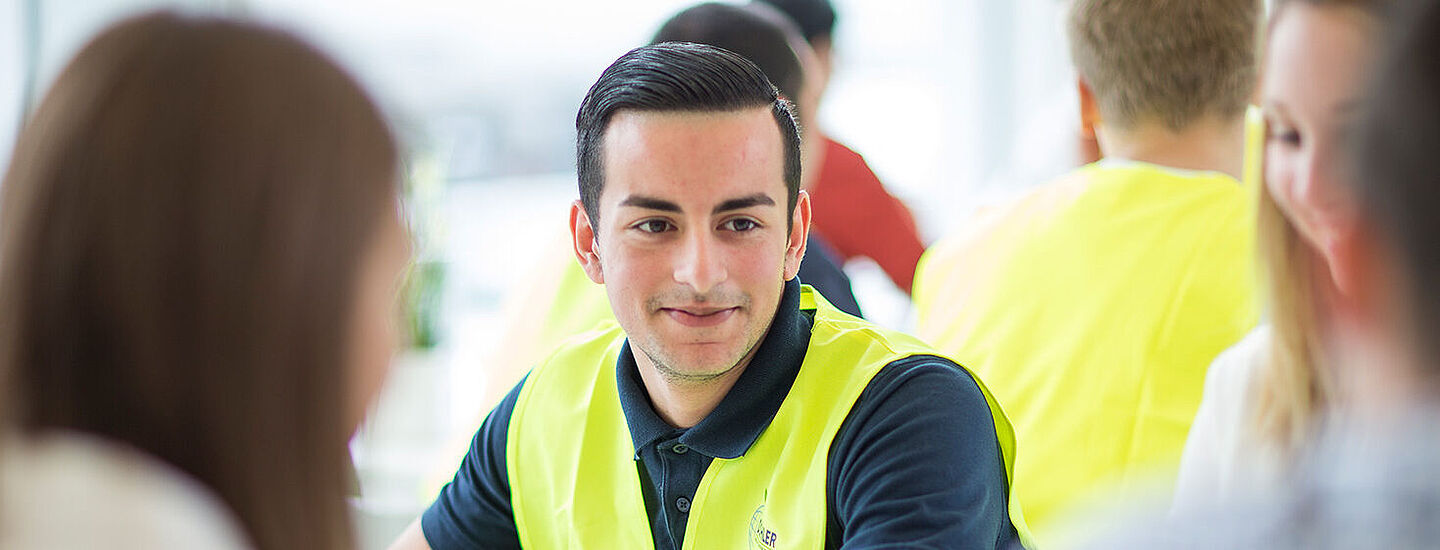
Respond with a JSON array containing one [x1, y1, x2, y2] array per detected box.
[[508, 285, 1032, 549]]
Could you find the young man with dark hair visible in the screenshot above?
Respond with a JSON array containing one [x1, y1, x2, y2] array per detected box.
[[914, 0, 1262, 541], [390, 42, 1028, 550], [466, 2, 859, 423]]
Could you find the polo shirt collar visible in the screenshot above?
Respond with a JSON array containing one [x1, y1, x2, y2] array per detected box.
[[615, 277, 812, 460]]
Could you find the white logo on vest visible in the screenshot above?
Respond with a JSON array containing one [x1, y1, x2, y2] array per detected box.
[[749, 505, 778, 549]]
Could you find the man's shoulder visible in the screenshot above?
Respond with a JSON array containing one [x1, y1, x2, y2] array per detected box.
[[862, 354, 987, 407], [826, 354, 1009, 541]]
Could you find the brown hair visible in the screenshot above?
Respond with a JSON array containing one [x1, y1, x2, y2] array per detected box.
[[1067, 0, 1262, 132], [1251, 0, 1387, 458], [0, 12, 398, 550]]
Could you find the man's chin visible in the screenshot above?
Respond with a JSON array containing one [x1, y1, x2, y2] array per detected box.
[[658, 369, 735, 385], [645, 349, 746, 385]]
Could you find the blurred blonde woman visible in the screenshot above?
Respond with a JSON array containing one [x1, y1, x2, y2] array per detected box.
[[1173, 0, 1389, 511], [0, 12, 409, 549]]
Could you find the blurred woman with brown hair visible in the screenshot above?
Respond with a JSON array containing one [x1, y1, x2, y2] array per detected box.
[[0, 12, 409, 549], [1173, 0, 1390, 511]]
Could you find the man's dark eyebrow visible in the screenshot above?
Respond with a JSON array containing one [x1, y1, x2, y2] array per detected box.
[[713, 193, 775, 214], [618, 193, 776, 215], [618, 195, 682, 213]]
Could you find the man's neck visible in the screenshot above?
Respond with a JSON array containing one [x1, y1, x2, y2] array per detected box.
[[634, 348, 760, 429], [1096, 115, 1246, 180]]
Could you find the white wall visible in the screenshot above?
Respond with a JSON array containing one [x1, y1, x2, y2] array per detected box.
[[0, 1, 25, 177]]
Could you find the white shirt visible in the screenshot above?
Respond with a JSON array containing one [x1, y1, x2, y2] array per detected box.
[[1089, 405, 1440, 550], [1171, 325, 1288, 515], [0, 432, 251, 550]]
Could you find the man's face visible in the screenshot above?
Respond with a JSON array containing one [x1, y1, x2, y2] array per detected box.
[[572, 108, 809, 384]]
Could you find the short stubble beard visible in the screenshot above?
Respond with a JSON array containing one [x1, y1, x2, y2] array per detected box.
[[638, 334, 765, 386]]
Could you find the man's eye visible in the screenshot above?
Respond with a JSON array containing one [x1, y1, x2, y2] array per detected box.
[[635, 220, 673, 233], [722, 218, 760, 232]]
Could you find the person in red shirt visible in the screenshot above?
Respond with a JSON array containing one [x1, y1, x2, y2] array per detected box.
[[756, 0, 927, 294]]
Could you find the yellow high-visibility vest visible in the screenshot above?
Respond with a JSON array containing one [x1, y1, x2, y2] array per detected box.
[[507, 285, 1033, 549], [913, 159, 1259, 543]]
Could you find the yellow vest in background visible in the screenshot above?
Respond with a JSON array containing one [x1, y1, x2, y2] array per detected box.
[[913, 160, 1259, 543], [508, 286, 1033, 549]]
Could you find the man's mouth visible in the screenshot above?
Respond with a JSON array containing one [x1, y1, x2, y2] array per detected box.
[[660, 306, 739, 327]]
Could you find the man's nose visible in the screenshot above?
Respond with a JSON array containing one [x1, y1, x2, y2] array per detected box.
[[673, 229, 727, 294]]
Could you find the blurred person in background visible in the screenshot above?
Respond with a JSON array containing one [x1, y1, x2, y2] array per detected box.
[[1092, 1, 1440, 545], [913, 0, 1262, 542], [1173, 0, 1391, 513], [391, 42, 1028, 550], [755, 0, 928, 295], [0, 12, 409, 550], [471, 0, 862, 428]]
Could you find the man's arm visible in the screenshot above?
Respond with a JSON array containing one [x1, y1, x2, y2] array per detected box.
[[827, 356, 1016, 549], [810, 139, 926, 294], [388, 377, 527, 550]]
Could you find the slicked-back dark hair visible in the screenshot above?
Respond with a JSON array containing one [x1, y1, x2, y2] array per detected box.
[[575, 42, 801, 230], [1355, 0, 1440, 365], [652, 2, 806, 105], [755, 0, 837, 44]]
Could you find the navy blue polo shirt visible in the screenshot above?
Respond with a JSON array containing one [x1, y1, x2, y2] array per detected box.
[[421, 279, 1020, 549]]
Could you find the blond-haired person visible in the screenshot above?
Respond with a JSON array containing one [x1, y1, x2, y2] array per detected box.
[[913, 0, 1262, 540], [1090, 1, 1440, 544], [1172, 0, 1391, 513]]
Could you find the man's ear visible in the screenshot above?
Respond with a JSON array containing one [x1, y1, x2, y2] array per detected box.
[[783, 191, 812, 281], [1078, 77, 1101, 138], [571, 200, 605, 284], [1077, 77, 1104, 164]]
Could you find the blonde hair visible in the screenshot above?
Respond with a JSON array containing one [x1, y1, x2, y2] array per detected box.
[[1252, 187, 1332, 457], [1067, 0, 1262, 132], [1250, 0, 1387, 458]]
